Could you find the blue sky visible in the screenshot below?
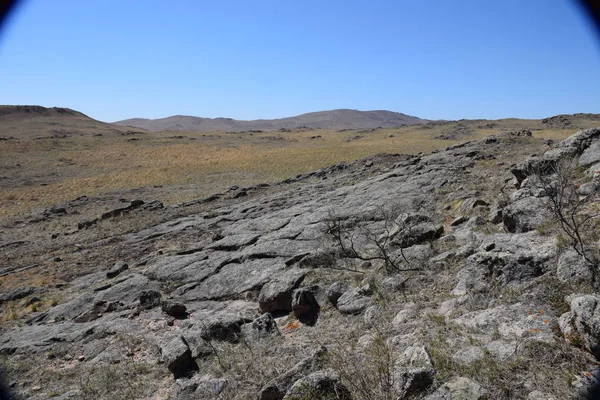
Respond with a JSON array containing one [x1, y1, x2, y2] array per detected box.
[[0, 0, 598, 122]]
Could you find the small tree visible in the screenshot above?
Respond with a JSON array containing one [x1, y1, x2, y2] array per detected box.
[[530, 159, 600, 290]]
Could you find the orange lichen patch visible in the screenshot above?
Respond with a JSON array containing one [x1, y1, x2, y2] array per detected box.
[[543, 319, 551, 324], [282, 320, 302, 333], [584, 371, 592, 377], [530, 328, 542, 334], [528, 311, 534, 315], [539, 310, 545, 315]]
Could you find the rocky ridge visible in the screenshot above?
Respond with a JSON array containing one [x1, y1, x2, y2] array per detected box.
[[2, 128, 600, 399]]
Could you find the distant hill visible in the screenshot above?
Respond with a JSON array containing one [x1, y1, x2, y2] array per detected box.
[[113, 109, 430, 132], [0, 105, 146, 139]]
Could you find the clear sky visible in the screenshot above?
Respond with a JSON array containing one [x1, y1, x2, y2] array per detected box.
[[0, 0, 598, 122]]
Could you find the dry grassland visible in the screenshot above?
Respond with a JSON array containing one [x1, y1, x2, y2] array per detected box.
[[1, 119, 596, 219]]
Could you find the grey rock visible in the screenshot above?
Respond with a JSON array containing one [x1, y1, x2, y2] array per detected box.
[[182, 258, 286, 301], [424, 377, 488, 400], [363, 305, 381, 327], [139, 290, 162, 309], [452, 346, 485, 365], [460, 198, 489, 213], [336, 286, 372, 315], [451, 215, 469, 227], [161, 300, 188, 319], [527, 390, 557, 400], [502, 196, 552, 233], [259, 346, 327, 400], [195, 377, 229, 396], [559, 295, 600, 359], [292, 288, 320, 326], [258, 270, 306, 314], [325, 282, 349, 307], [453, 303, 556, 343], [556, 249, 593, 284], [106, 261, 128, 279], [452, 233, 555, 293], [392, 223, 444, 248], [161, 335, 199, 379], [0, 287, 36, 304], [199, 315, 242, 342], [579, 136, 600, 167], [240, 313, 279, 342], [578, 181, 600, 196], [283, 369, 352, 400], [394, 345, 435, 397]]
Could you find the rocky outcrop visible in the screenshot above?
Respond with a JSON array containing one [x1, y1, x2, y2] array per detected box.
[[4, 126, 600, 399]]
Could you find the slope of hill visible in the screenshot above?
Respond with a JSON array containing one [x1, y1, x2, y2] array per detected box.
[[113, 109, 429, 132], [0, 105, 146, 138], [3, 127, 600, 399]]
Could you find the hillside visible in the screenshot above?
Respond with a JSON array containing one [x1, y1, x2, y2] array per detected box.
[[3, 123, 600, 398], [0, 105, 147, 139], [113, 109, 429, 132]]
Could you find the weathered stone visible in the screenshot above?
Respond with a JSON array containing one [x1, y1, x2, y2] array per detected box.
[[527, 390, 557, 400], [325, 282, 349, 307], [556, 249, 593, 284], [337, 286, 372, 315], [394, 345, 435, 397], [106, 261, 128, 279], [0, 287, 36, 304], [139, 290, 162, 309], [161, 300, 188, 319], [161, 336, 198, 379], [258, 271, 306, 314], [199, 315, 242, 342], [259, 346, 327, 400], [425, 377, 488, 400], [240, 313, 279, 342], [503, 197, 552, 233], [559, 295, 600, 359], [452, 346, 485, 365], [292, 288, 320, 326], [392, 223, 444, 248], [283, 369, 352, 400], [451, 215, 469, 227]]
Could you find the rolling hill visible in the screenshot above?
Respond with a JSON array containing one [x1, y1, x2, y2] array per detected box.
[[0, 105, 146, 138], [113, 109, 430, 132]]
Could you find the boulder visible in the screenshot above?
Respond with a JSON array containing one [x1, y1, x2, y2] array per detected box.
[[240, 313, 279, 342], [199, 315, 242, 342], [337, 285, 373, 315], [424, 377, 488, 400], [556, 249, 593, 284], [392, 223, 444, 248], [559, 295, 600, 358], [393, 345, 435, 397], [161, 336, 198, 379], [139, 290, 162, 309], [259, 346, 327, 400], [106, 261, 128, 279], [161, 300, 188, 319], [283, 369, 352, 400], [502, 197, 552, 233], [259, 271, 306, 314], [325, 282, 349, 307], [292, 288, 320, 326]]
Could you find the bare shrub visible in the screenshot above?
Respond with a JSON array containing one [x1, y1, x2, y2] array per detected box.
[[322, 206, 424, 275], [529, 159, 600, 290]]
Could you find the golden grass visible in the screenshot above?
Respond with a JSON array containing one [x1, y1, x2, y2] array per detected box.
[[0, 123, 593, 218]]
